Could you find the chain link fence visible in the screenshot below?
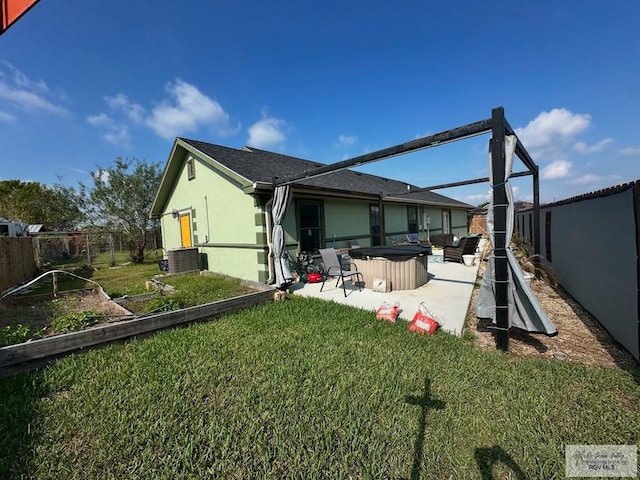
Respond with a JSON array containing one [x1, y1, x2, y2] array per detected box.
[[32, 230, 162, 268]]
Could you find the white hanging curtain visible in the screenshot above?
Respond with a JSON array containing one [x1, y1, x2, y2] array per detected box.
[[271, 185, 293, 289], [477, 135, 557, 335]]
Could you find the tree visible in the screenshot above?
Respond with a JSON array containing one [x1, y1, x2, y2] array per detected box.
[[81, 157, 162, 263], [0, 180, 83, 230]]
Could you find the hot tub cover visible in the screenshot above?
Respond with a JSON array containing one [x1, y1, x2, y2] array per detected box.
[[348, 245, 430, 261]]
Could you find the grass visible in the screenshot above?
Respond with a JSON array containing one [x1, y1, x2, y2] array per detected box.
[[25, 252, 162, 298], [1, 296, 638, 479], [125, 273, 256, 314]]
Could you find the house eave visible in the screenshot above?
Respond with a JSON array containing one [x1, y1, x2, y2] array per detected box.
[[383, 195, 472, 209]]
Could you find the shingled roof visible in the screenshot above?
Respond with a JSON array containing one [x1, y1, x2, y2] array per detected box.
[[179, 138, 471, 208]]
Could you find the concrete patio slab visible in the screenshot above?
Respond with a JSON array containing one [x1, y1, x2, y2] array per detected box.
[[288, 244, 485, 335]]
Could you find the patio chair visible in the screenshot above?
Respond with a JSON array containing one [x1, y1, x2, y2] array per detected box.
[[430, 233, 454, 248], [405, 233, 432, 254], [319, 248, 364, 297], [348, 239, 361, 249], [443, 235, 481, 263], [389, 235, 399, 245]]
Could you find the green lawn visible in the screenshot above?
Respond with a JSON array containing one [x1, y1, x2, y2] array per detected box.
[[1, 296, 638, 479]]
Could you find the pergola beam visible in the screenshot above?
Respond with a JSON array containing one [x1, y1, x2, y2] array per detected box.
[[273, 118, 492, 186], [404, 170, 532, 193]]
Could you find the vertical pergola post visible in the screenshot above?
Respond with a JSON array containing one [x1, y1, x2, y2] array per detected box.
[[532, 166, 541, 276], [378, 193, 385, 246], [491, 107, 509, 351]]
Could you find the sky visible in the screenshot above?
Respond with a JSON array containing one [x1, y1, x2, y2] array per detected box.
[[0, 0, 639, 205]]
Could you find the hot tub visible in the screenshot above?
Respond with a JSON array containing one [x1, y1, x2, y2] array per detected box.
[[348, 246, 429, 291]]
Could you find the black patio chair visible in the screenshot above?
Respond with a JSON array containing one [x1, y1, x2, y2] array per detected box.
[[443, 235, 481, 263], [319, 248, 364, 297]]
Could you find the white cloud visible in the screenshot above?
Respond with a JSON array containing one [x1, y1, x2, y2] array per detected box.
[[146, 80, 238, 139], [541, 159, 572, 180], [336, 134, 357, 147], [465, 191, 491, 204], [0, 111, 15, 122], [67, 167, 90, 176], [88, 79, 239, 147], [516, 108, 590, 158], [103, 125, 131, 148], [106, 93, 144, 123], [86, 112, 114, 127], [0, 62, 68, 116], [572, 137, 613, 154], [86, 111, 130, 147], [570, 174, 601, 185], [247, 111, 286, 149], [620, 147, 640, 156]]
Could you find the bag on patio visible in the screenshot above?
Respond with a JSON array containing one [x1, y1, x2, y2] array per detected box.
[[409, 302, 439, 335], [376, 301, 400, 323]]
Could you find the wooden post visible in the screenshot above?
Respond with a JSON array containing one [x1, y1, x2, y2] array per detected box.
[[52, 271, 58, 299], [109, 233, 115, 267], [86, 234, 91, 265]]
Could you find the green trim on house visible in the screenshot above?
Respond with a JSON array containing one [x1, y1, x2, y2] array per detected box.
[[257, 270, 269, 283], [254, 212, 266, 226], [255, 232, 267, 245], [256, 251, 268, 265]]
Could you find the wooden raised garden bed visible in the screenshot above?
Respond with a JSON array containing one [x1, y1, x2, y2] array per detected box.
[[0, 277, 276, 376]]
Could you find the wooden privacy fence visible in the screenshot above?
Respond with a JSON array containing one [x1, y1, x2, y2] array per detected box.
[[469, 214, 488, 237], [0, 237, 37, 293]]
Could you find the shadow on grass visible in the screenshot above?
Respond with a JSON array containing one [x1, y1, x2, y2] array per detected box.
[[400, 378, 445, 480], [0, 372, 47, 479], [474, 445, 528, 480]]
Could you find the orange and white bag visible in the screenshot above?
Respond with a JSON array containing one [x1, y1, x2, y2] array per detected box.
[[408, 302, 439, 335], [376, 301, 400, 323]]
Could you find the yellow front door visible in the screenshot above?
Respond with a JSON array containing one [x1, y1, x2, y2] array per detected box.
[[180, 214, 192, 247]]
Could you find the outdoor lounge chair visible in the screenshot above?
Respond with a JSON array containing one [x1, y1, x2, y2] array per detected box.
[[348, 239, 361, 249], [319, 248, 364, 297], [389, 235, 399, 245], [429, 233, 454, 248], [405, 233, 432, 254], [443, 235, 481, 263]]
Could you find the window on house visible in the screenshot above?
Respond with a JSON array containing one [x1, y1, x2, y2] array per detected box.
[[187, 158, 195, 180], [298, 201, 323, 253], [370, 204, 381, 246], [407, 206, 418, 233]]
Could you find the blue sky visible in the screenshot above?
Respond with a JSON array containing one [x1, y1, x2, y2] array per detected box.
[[0, 0, 638, 205]]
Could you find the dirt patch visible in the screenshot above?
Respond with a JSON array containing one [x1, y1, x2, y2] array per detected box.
[[465, 245, 638, 371], [0, 290, 132, 341]]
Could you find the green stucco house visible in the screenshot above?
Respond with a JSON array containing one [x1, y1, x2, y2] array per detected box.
[[150, 138, 472, 283]]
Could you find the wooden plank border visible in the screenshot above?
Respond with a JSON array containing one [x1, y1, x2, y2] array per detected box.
[[0, 286, 276, 376]]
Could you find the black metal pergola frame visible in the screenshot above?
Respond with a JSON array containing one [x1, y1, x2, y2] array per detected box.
[[274, 107, 539, 351]]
